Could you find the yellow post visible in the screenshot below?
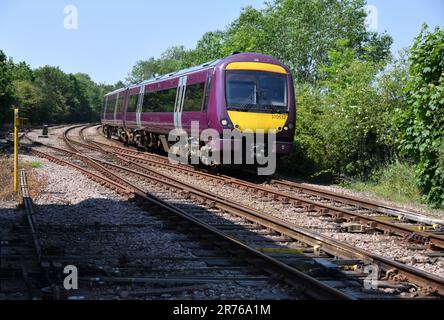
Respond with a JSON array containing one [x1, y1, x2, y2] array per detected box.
[[13, 108, 19, 193]]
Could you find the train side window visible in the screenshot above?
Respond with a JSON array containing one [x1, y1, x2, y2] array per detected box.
[[142, 92, 153, 112], [102, 98, 107, 115], [142, 88, 176, 113], [160, 88, 177, 112], [127, 95, 138, 113], [119, 95, 125, 111], [115, 95, 124, 113], [183, 83, 205, 112], [107, 98, 115, 114], [203, 76, 212, 111]]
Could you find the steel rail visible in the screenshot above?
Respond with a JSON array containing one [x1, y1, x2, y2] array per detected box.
[[270, 178, 444, 227], [77, 128, 444, 297], [23, 128, 353, 300], [86, 134, 444, 250], [92, 127, 444, 227], [92, 149, 444, 297]]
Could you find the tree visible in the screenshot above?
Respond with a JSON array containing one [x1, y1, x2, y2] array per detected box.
[[264, 0, 392, 82], [33, 66, 69, 123], [128, 0, 393, 85], [396, 25, 444, 207], [126, 46, 197, 84], [73, 73, 104, 120], [9, 60, 34, 82], [0, 50, 15, 127], [223, 6, 269, 55], [194, 31, 227, 62], [13, 80, 43, 123], [291, 43, 396, 179]]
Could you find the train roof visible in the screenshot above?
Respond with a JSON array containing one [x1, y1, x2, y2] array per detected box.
[[105, 52, 287, 97], [105, 58, 221, 97]]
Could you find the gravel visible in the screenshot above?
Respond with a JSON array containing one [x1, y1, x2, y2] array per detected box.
[[282, 179, 444, 221], [13, 142, 300, 300], [17, 124, 443, 299], [129, 158, 444, 280]]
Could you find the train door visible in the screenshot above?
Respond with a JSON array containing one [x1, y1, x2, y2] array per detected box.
[[113, 92, 120, 124], [136, 85, 145, 129], [102, 96, 108, 121], [174, 76, 187, 131], [114, 89, 128, 128]]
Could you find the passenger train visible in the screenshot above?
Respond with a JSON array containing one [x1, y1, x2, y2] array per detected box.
[[101, 52, 296, 169]]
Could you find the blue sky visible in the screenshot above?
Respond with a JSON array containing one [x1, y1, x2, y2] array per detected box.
[[0, 0, 443, 84]]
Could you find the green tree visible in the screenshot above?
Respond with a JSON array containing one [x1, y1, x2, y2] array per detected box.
[[128, 0, 392, 84], [0, 50, 15, 128], [264, 0, 392, 82], [291, 43, 396, 179], [9, 60, 34, 82], [33, 66, 69, 123], [194, 31, 227, 62], [127, 46, 196, 84], [223, 6, 269, 54], [396, 25, 444, 207], [13, 80, 43, 123]]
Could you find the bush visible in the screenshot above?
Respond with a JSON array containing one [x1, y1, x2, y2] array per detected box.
[[288, 44, 397, 180], [344, 161, 422, 204], [395, 25, 444, 208]]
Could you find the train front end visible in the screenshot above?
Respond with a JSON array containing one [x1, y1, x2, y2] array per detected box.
[[205, 53, 296, 171]]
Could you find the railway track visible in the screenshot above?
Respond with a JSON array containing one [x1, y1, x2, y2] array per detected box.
[[0, 169, 57, 300], [21, 127, 349, 299], [88, 127, 444, 249], [13, 135, 305, 300], [266, 179, 444, 227], [22, 125, 444, 299]]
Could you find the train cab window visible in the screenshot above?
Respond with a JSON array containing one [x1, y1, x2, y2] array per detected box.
[[127, 95, 138, 113], [183, 83, 205, 112], [226, 70, 288, 113], [142, 88, 177, 113]]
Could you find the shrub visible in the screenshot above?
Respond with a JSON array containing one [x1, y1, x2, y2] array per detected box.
[[395, 25, 444, 208]]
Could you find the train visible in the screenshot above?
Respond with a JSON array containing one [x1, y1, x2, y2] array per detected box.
[[101, 52, 296, 171]]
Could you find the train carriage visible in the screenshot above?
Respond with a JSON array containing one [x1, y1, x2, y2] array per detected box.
[[101, 52, 296, 167]]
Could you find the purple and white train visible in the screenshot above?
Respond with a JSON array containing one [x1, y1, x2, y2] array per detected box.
[[101, 52, 296, 167]]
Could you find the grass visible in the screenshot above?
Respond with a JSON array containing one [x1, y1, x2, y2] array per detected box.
[[342, 161, 423, 205], [29, 161, 44, 169], [0, 156, 47, 202]]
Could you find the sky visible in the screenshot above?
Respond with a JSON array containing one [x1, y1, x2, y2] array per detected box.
[[0, 0, 443, 84]]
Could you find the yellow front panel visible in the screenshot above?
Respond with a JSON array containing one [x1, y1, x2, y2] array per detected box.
[[227, 111, 288, 133], [226, 62, 287, 74]]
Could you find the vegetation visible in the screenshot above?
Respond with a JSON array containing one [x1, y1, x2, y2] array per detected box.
[[127, 0, 392, 83], [0, 0, 442, 207], [343, 161, 422, 205], [0, 157, 47, 201], [395, 26, 444, 207], [29, 161, 44, 169], [0, 54, 121, 128]]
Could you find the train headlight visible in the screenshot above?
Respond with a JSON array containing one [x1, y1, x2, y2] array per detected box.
[[221, 119, 234, 129], [288, 123, 294, 129], [284, 126, 289, 131]]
